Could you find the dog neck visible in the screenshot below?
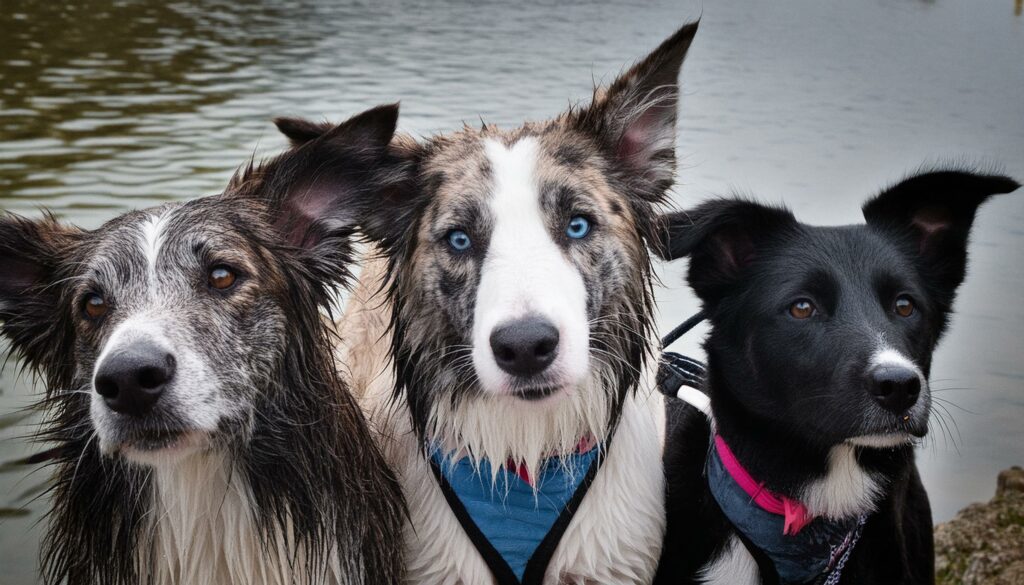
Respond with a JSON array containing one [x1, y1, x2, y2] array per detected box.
[[425, 372, 616, 483], [147, 451, 282, 584], [711, 386, 903, 520]]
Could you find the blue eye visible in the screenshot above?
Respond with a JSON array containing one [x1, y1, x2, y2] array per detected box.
[[566, 216, 591, 239], [447, 229, 472, 252]]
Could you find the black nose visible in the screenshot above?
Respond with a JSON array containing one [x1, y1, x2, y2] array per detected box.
[[869, 365, 921, 414], [94, 342, 175, 417], [490, 317, 560, 377]]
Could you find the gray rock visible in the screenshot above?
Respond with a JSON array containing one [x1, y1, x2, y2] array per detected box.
[[935, 466, 1024, 585]]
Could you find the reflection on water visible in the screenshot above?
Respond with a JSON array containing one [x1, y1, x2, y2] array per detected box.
[[1, 1, 1022, 581]]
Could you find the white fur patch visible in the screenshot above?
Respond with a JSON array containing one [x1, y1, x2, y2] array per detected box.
[[869, 346, 924, 381], [847, 433, 914, 449], [472, 137, 590, 396], [800, 443, 883, 520], [145, 451, 348, 585], [139, 211, 172, 277], [700, 535, 760, 585]]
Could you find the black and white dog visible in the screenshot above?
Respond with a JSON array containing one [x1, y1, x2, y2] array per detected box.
[[310, 23, 699, 585], [653, 169, 1019, 584], [0, 105, 407, 585]]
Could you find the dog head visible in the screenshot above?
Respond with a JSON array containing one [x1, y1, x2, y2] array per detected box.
[[278, 23, 698, 459], [0, 104, 402, 467], [658, 169, 1018, 450]]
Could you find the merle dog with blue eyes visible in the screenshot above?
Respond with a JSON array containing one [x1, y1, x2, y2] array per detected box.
[[652, 169, 1019, 584]]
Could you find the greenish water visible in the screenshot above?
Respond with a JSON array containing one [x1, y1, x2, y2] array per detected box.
[[2, 1, 1023, 582]]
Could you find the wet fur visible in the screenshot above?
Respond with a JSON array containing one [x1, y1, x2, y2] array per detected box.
[[0, 106, 408, 585], [318, 23, 701, 585]]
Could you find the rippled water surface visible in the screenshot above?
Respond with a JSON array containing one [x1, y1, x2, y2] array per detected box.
[[1, 1, 1022, 581]]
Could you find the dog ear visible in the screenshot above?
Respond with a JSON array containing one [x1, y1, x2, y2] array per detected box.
[[863, 169, 1019, 308], [655, 199, 797, 301], [273, 117, 335, 147], [235, 103, 405, 248], [271, 104, 424, 262], [573, 21, 698, 202], [0, 213, 81, 380]]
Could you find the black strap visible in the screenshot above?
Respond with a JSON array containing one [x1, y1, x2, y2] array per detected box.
[[661, 310, 706, 348], [429, 458, 522, 585], [428, 447, 606, 585], [656, 351, 708, 398], [520, 453, 602, 584], [656, 311, 709, 398]]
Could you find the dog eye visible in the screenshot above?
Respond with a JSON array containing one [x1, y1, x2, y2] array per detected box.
[[788, 299, 816, 319], [894, 295, 915, 317], [446, 229, 472, 252], [208, 265, 237, 290], [566, 216, 591, 239], [82, 293, 108, 320]]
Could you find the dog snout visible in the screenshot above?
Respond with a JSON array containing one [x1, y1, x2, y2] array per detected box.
[[95, 341, 176, 417], [868, 365, 921, 414], [489, 316, 560, 377]]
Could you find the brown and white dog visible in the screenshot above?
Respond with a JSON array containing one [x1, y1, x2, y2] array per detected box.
[[275, 23, 700, 585], [0, 105, 407, 585]]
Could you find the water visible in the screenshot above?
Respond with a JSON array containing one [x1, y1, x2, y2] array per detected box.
[[1, 0, 1022, 581]]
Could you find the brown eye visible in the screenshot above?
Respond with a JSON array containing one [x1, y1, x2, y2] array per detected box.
[[789, 299, 816, 319], [208, 266, 237, 290], [894, 295, 915, 317], [83, 293, 108, 320]]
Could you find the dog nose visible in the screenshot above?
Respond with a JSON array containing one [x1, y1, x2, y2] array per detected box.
[[869, 365, 921, 414], [94, 342, 175, 417], [490, 317, 560, 377]]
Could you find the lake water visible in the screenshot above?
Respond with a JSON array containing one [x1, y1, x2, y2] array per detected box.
[[1, 0, 1022, 581]]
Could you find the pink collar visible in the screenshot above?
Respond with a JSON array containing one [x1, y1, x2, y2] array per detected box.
[[714, 435, 812, 535]]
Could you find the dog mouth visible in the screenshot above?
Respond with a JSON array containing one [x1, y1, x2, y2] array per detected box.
[[512, 385, 562, 402], [851, 411, 929, 447], [115, 428, 209, 458]]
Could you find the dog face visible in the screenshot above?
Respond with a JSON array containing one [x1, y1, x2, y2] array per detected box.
[[325, 24, 699, 444], [0, 104, 402, 466], [658, 170, 1019, 449], [394, 129, 660, 403]]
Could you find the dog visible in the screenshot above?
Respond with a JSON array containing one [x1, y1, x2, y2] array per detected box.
[[652, 169, 1020, 584], [279, 22, 700, 585], [0, 104, 408, 585]]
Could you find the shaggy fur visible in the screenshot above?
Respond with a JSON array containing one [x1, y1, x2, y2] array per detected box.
[[653, 169, 1020, 584], [0, 105, 408, 585], [308, 22, 700, 585]]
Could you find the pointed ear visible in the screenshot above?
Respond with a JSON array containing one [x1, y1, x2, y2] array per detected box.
[[863, 169, 1019, 305], [0, 213, 80, 378], [574, 21, 698, 201], [655, 199, 797, 301], [236, 103, 403, 249], [273, 117, 334, 147]]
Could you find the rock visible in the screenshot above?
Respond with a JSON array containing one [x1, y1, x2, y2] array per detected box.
[[996, 466, 1024, 498], [935, 466, 1024, 585]]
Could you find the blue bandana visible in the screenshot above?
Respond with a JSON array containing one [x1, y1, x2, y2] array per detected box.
[[429, 446, 601, 585], [706, 445, 866, 584]]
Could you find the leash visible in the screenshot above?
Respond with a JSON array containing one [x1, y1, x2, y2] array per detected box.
[[656, 310, 709, 411]]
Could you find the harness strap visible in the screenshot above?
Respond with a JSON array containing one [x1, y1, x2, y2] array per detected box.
[[428, 444, 607, 585]]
